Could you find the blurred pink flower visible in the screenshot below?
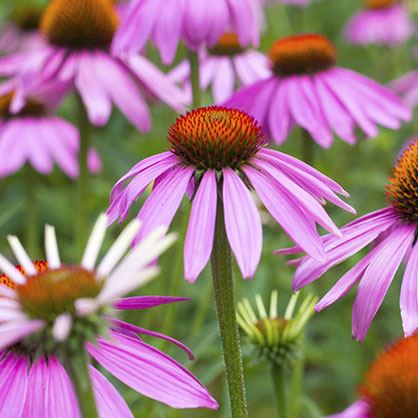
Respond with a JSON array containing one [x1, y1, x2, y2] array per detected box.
[[390, 69, 418, 108], [281, 139, 418, 341], [345, 2, 413, 46], [168, 33, 270, 103], [0, 0, 187, 131], [0, 79, 100, 178], [0, 217, 218, 415], [326, 401, 372, 418], [107, 107, 355, 282], [225, 33, 411, 147], [259, 0, 313, 6], [112, 0, 260, 64]]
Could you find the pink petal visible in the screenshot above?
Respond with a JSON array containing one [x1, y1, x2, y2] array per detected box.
[[22, 357, 48, 418], [0, 319, 44, 351], [352, 224, 414, 341], [184, 170, 217, 282], [222, 167, 262, 278], [115, 296, 190, 310], [326, 400, 372, 418], [0, 353, 28, 417], [87, 332, 219, 409], [212, 57, 235, 103], [89, 366, 134, 418]]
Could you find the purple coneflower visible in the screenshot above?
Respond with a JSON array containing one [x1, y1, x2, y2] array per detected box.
[[111, 0, 260, 65], [168, 33, 270, 103], [345, 0, 413, 46], [0, 0, 186, 132], [0, 79, 100, 178], [327, 335, 418, 418], [0, 215, 218, 416], [224, 34, 411, 147], [107, 106, 355, 282], [283, 139, 418, 341]]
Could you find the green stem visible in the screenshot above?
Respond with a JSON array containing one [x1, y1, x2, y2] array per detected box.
[[66, 348, 99, 418], [25, 165, 38, 258], [210, 190, 247, 418], [75, 95, 91, 259], [270, 361, 288, 418], [301, 129, 314, 166], [289, 355, 304, 418], [188, 50, 201, 108]]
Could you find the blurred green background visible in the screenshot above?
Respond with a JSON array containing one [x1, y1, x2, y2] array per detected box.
[[0, 0, 417, 416]]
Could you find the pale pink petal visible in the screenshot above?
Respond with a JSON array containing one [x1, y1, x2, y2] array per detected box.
[[326, 400, 372, 418], [0, 353, 28, 417], [227, 0, 259, 47], [222, 167, 262, 278], [0, 119, 28, 176], [22, 357, 48, 418], [400, 241, 418, 337], [134, 166, 194, 244], [46, 356, 81, 418], [0, 319, 44, 351], [352, 225, 414, 341], [243, 165, 327, 263], [89, 366, 134, 418], [212, 57, 235, 103], [87, 332, 219, 409], [184, 170, 217, 282]]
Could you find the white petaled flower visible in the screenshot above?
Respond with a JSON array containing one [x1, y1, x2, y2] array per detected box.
[[0, 215, 219, 415]]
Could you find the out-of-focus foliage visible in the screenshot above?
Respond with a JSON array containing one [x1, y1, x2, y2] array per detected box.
[[0, 0, 417, 416]]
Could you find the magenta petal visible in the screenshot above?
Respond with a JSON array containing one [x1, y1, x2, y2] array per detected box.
[[46, 356, 81, 418], [115, 296, 190, 310], [89, 366, 134, 418], [0, 353, 28, 417], [400, 241, 418, 337], [326, 400, 372, 418], [110, 318, 195, 360], [243, 165, 327, 263], [184, 170, 217, 282], [268, 80, 293, 144], [222, 167, 262, 278], [87, 332, 219, 409], [352, 225, 414, 342], [134, 165, 194, 244], [22, 357, 48, 418]]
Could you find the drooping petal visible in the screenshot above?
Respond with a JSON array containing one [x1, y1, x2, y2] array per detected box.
[[46, 356, 81, 418], [115, 296, 190, 310], [22, 357, 48, 418], [400, 241, 418, 337], [212, 58, 235, 103], [184, 170, 217, 282], [89, 366, 134, 418], [326, 400, 372, 418], [87, 332, 219, 409], [352, 225, 414, 342], [0, 319, 44, 351], [0, 353, 28, 417], [222, 167, 262, 278]]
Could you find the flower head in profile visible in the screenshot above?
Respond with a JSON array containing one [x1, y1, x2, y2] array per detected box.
[[224, 33, 411, 148], [283, 139, 418, 341], [327, 335, 418, 418], [0, 215, 218, 415], [112, 0, 260, 65], [0, 0, 187, 131], [0, 4, 44, 54], [168, 32, 270, 104], [237, 291, 317, 366], [107, 106, 355, 282], [345, 0, 413, 46], [0, 78, 100, 178]]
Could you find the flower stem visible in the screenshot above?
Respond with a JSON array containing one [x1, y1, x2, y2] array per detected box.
[[270, 361, 288, 418], [25, 165, 38, 258], [66, 348, 99, 418], [289, 355, 304, 418], [301, 129, 314, 166], [188, 50, 201, 108], [210, 190, 247, 418], [75, 95, 91, 259]]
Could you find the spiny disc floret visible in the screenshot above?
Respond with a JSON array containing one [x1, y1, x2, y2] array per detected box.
[[209, 33, 246, 56], [360, 335, 418, 418], [168, 107, 265, 170], [386, 139, 418, 224], [269, 34, 337, 77], [40, 0, 119, 49]]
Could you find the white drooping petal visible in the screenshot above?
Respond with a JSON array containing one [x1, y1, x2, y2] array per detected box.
[[75, 298, 100, 316], [52, 312, 73, 342], [96, 219, 142, 277], [6, 236, 36, 275], [45, 225, 61, 269], [81, 214, 108, 270], [98, 266, 159, 305], [0, 254, 26, 285]]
